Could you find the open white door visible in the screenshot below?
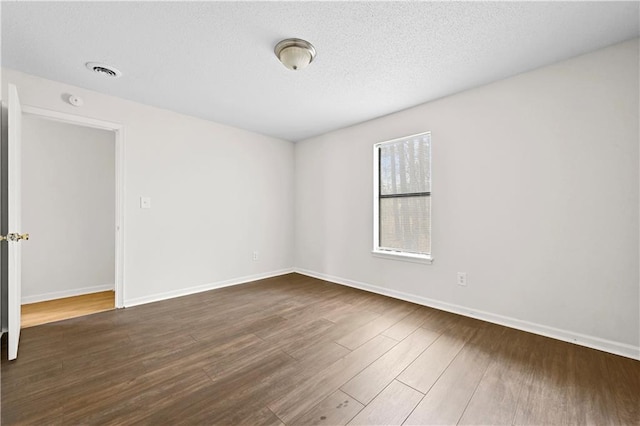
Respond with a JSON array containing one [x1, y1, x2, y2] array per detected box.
[[7, 83, 25, 360]]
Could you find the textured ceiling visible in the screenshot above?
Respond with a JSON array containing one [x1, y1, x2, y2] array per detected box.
[[2, 1, 639, 141]]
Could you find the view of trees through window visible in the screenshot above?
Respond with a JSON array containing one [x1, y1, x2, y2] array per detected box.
[[377, 133, 431, 255]]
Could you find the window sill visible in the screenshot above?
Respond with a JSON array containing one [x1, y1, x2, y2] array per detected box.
[[372, 250, 434, 265]]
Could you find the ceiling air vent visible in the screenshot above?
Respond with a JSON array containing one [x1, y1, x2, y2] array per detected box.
[[85, 62, 122, 78]]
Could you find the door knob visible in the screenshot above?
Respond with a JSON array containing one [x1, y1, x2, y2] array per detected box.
[[5, 233, 29, 242]]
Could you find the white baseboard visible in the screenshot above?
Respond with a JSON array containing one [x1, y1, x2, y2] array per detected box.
[[294, 268, 640, 361], [124, 268, 295, 308], [22, 284, 114, 304]]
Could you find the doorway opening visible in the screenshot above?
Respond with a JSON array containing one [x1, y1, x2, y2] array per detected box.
[[20, 107, 124, 327]]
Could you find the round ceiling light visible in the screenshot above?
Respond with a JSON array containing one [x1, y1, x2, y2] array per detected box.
[[85, 62, 122, 78], [274, 38, 316, 71]]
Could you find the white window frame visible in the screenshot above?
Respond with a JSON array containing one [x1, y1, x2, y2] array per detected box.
[[372, 131, 433, 264]]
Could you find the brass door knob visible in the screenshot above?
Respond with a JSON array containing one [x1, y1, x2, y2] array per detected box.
[[6, 233, 29, 242]]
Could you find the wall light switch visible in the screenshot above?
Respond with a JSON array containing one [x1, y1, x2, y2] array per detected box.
[[457, 272, 467, 286], [140, 196, 151, 209]]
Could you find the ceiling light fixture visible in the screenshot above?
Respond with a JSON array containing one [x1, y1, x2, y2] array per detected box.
[[274, 38, 316, 71], [85, 62, 122, 78]]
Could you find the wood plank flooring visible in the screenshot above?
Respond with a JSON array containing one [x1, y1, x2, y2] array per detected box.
[[21, 291, 115, 328], [2, 273, 639, 425]]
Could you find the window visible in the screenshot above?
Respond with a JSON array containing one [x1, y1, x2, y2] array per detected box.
[[373, 132, 432, 263]]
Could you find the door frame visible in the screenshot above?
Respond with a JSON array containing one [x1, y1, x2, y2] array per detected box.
[[21, 105, 125, 308]]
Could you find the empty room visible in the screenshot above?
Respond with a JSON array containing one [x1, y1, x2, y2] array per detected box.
[[1, 1, 638, 425]]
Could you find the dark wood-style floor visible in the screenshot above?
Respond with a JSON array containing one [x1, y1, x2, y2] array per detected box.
[[2, 273, 639, 425]]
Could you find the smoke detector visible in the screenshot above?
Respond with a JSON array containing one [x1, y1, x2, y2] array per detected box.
[[68, 95, 83, 107], [85, 62, 122, 78]]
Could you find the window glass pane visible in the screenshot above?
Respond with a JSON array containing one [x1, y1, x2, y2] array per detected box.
[[380, 195, 431, 254], [380, 135, 431, 196]]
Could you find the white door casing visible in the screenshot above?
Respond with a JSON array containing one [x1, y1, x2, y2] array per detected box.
[[20, 105, 126, 309]]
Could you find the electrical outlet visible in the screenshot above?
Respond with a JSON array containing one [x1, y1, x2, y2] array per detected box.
[[252, 251, 259, 261], [457, 272, 467, 286]]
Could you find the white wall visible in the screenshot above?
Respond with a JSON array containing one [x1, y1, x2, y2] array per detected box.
[[295, 39, 640, 358], [2, 68, 295, 306], [21, 116, 115, 303]]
